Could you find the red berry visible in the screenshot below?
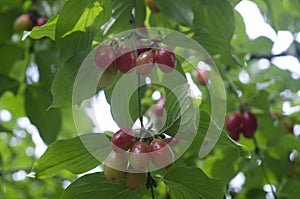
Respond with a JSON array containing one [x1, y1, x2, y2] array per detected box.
[[136, 39, 149, 55], [129, 142, 150, 171], [116, 46, 136, 73], [111, 128, 136, 152], [13, 14, 34, 32], [196, 69, 210, 86], [155, 47, 176, 73], [241, 111, 258, 138], [136, 51, 155, 75], [225, 112, 242, 141], [150, 139, 174, 170], [35, 17, 47, 26], [95, 45, 116, 69], [153, 97, 165, 117]]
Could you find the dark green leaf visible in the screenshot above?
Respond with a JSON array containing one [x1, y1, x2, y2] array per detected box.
[[249, 90, 270, 113], [243, 36, 273, 54], [102, 0, 145, 35], [0, 10, 19, 42], [154, 0, 194, 26], [163, 166, 225, 199], [55, 0, 110, 62], [32, 134, 108, 179], [191, 0, 234, 54], [0, 123, 11, 133], [35, 50, 61, 90], [280, 179, 300, 199], [25, 85, 61, 144], [160, 84, 198, 138], [60, 172, 148, 199], [204, 147, 240, 183], [149, 11, 177, 28], [0, 74, 19, 96], [0, 43, 24, 75], [110, 73, 143, 128], [51, 51, 89, 107]]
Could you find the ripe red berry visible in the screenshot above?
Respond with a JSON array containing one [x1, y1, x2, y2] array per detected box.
[[136, 51, 155, 75], [95, 45, 116, 69], [225, 112, 242, 141], [241, 111, 258, 138], [153, 97, 165, 117], [136, 39, 149, 56], [35, 17, 47, 26], [150, 139, 174, 170], [155, 46, 176, 73], [116, 46, 136, 73], [196, 69, 210, 86], [129, 142, 150, 171], [111, 128, 136, 152], [13, 14, 34, 32]]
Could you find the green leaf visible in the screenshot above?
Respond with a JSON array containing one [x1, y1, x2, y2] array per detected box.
[[191, 0, 234, 54], [26, 16, 57, 40], [102, 0, 145, 35], [203, 146, 240, 183], [110, 73, 143, 128], [243, 36, 273, 54], [160, 84, 198, 138], [25, 85, 62, 144], [154, 0, 194, 26], [0, 74, 19, 96], [198, 110, 250, 159], [268, 135, 300, 159], [280, 179, 300, 199], [0, 123, 11, 133], [163, 166, 225, 199], [32, 134, 109, 179], [35, 50, 61, 90], [0, 43, 25, 75], [0, 91, 25, 122], [0, 10, 18, 42], [60, 172, 148, 199], [51, 50, 89, 108], [55, 0, 110, 62], [249, 90, 270, 113], [149, 11, 177, 28]]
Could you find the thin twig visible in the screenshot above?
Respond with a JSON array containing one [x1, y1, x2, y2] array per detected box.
[[253, 137, 277, 199], [249, 52, 289, 60]]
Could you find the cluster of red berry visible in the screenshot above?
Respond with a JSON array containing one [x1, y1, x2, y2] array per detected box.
[[95, 44, 176, 75], [13, 13, 47, 33], [104, 128, 174, 191], [225, 111, 258, 141]]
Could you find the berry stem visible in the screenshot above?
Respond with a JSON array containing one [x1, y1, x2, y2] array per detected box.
[[130, 0, 144, 128], [253, 137, 277, 199], [137, 74, 144, 128], [146, 171, 157, 199], [130, 1, 155, 198]]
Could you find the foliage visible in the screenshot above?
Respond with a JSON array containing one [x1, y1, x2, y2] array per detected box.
[[0, 0, 300, 198]]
